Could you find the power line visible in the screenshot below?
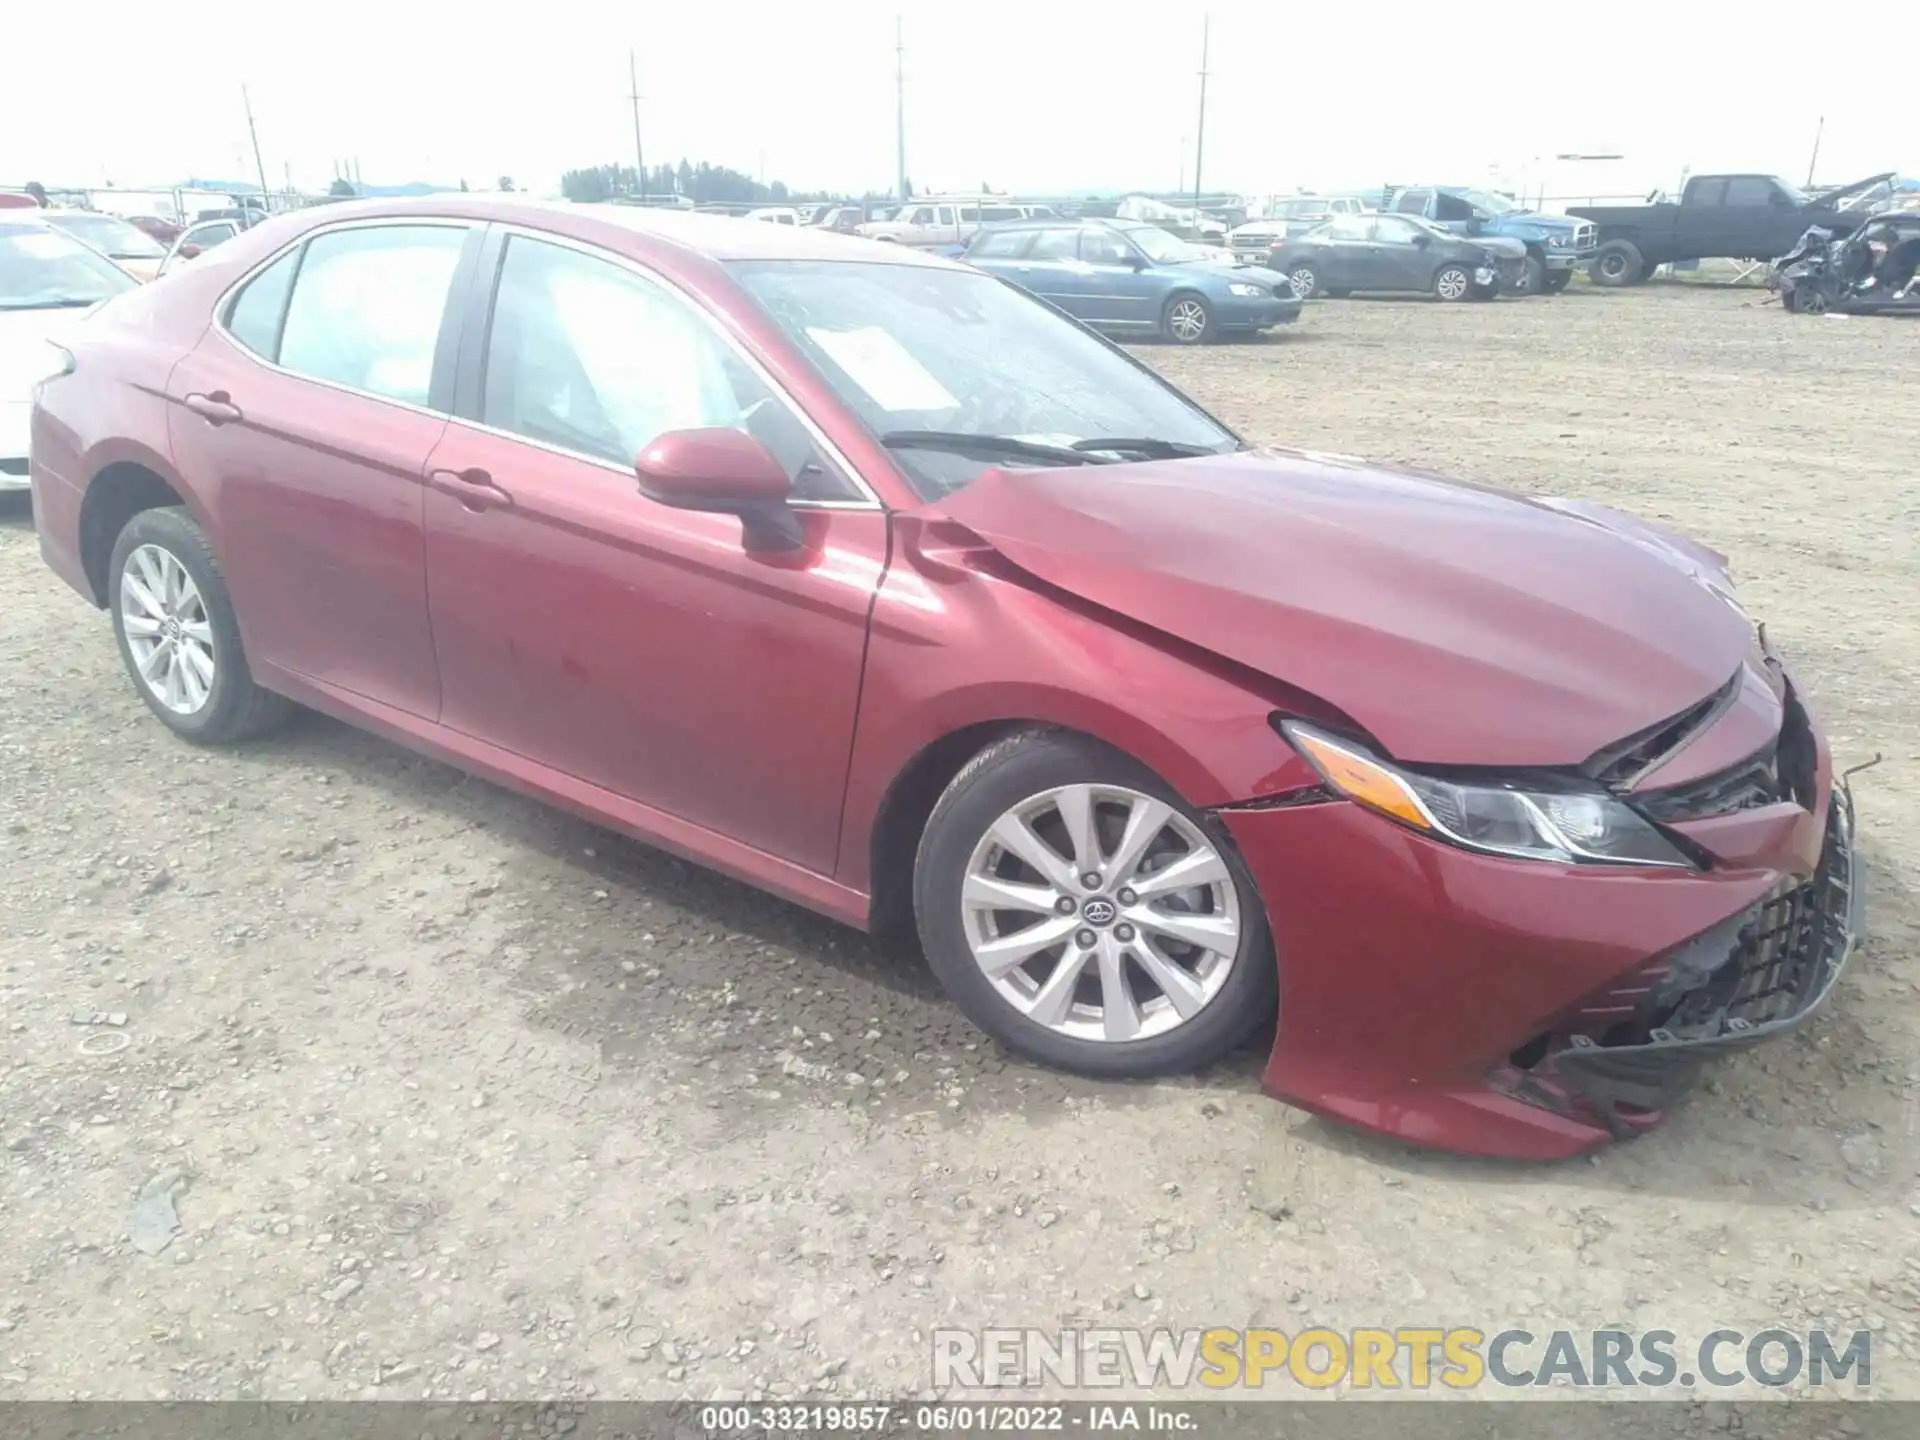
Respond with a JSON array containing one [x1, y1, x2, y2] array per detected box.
[[1191, 16, 1210, 216], [895, 16, 908, 201], [241, 85, 270, 205], [628, 50, 647, 198]]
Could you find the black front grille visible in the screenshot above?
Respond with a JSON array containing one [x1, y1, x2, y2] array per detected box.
[[1636, 686, 1816, 822]]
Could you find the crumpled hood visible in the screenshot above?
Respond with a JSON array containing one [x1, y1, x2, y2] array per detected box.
[[928, 449, 1753, 768], [1476, 235, 1529, 259]]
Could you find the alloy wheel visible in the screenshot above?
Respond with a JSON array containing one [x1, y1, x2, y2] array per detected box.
[[1435, 267, 1470, 301], [961, 783, 1241, 1043], [1288, 265, 1317, 298], [120, 543, 216, 715], [1599, 253, 1628, 281], [1167, 299, 1209, 342]]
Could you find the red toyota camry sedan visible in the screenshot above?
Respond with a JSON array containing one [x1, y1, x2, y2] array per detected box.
[[27, 198, 1862, 1160]]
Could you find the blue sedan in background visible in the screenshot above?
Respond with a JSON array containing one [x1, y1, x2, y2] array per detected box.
[[960, 218, 1302, 343]]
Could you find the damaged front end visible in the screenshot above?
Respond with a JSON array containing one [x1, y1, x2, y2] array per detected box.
[[1492, 784, 1863, 1140], [1772, 210, 1920, 315]]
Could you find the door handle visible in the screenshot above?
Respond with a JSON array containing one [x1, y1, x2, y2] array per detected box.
[[183, 391, 242, 425], [427, 466, 514, 512]]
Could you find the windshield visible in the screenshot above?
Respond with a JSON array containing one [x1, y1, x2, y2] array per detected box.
[[729, 260, 1237, 499], [1453, 189, 1517, 216], [0, 224, 140, 310], [1770, 177, 1810, 206], [43, 212, 167, 260], [1119, 224, 1205, 264]]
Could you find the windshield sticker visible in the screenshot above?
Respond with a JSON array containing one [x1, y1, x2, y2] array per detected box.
[[806, 326, 958, 413]]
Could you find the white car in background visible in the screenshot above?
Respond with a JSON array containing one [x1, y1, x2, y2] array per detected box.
[[746, 206, 801, 225], [0, 216, 140, 489], [37, 209, 169, 281], [155, 218, 247, 277]]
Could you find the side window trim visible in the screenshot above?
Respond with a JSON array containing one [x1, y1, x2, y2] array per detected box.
[[211, 217, 477, 418], [219, 239, 308, 364], [447, 224, 881, 510]]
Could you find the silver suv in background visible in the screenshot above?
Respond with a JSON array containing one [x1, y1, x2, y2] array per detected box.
[[1228, 195, 1371, 263], [857, 199, 1059, 247]]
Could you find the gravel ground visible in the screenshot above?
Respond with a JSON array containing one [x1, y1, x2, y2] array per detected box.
[[1, 284, 1916, 1413]]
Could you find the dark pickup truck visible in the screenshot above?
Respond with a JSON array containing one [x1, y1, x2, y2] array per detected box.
[[1570, 172, 1893, 286]]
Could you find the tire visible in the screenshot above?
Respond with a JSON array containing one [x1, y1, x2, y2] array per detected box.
[[1541, 270, 1573, 294], [1161, 292, 1213, 344], [109, 506, 291, 745], [1432, 263, 1473, 302], [913, 730, 1276, 1078], [1589, 240, 1645, 287], [1285, 261, 1321, 299], [1513, 254, 1546, 295]]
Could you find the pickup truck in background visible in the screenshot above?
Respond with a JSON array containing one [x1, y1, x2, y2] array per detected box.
[[1569, 172, 1893, 286], [1384, 187, 1596, 294]]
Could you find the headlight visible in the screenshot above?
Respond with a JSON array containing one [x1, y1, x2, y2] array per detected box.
[[1281, 722, 1694, 869], [1227, 282, 1266, 297], [1548, 233, 1569, 248]]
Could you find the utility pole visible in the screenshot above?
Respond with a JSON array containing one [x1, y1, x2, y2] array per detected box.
[[894, 16, 908, 201], [628, 50, 647, 198], [1191, 16, 1210, 216], [1805, 116, 1824, 188], [241, 85, 270, 207]]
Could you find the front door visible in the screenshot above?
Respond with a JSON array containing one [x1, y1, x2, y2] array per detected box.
[[166, 221, 474, 717], [1076, 227, 1161, 327], [1366, 215, 1441, 291], [420, 230, 887, 871]]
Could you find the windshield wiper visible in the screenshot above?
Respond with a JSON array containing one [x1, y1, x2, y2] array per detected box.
[[881, 430, 1114, 466], [1069, 437, 1224, 460]]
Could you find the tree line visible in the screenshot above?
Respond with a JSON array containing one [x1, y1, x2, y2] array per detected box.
[[560, 160, 835, 206]]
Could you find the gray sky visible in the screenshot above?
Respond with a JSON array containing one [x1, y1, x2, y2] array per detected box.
[[5, 2, 1907, 202]]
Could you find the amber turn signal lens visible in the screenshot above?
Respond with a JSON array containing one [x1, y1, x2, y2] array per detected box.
[[1284, 726, 1434, 831]]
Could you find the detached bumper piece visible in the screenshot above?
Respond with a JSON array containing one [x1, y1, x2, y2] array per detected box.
[[1494, 786, 1863, 1141]]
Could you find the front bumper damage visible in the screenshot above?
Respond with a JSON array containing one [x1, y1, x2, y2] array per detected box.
[[1772, 210, 1920, 315], [1502, 785, 1861, 1139], [1219, 653, 1863, 1161]]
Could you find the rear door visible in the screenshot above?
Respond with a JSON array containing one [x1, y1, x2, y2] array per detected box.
[[965, 225, 1035, 280], [1014, 226, 1091, 313], [1313, 214, 1373, 288], [166, 220, 475, 717], [417, 227, 888, 870], [1075, 226, 1160, 327]]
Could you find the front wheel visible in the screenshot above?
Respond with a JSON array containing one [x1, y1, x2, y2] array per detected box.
[[1541, 269, 1573, 294], [1512, 254, 1546, 295], [109, 506, 291, 745], [1590, 239, 1645, 287], [1161, 293, 1213, 343], [914, 731, 1275, 1077], [1286, 262, 1321, 299], [1432, 263, 1473, 302]]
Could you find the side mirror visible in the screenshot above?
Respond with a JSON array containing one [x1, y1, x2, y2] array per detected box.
[[635, 427, 803, 551], [178, 243, 202, 259], [1126, 252, 1148, 270], [1412, 231, 1432, 247]]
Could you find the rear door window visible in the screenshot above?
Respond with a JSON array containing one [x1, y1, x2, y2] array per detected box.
[[970, 229, 1033, 259], [1394, 191, 1432, 216], [1026, 228, 1082, 260], [1723, 177, 1775, 206], [223, 248, 302, 359], [276, 224, 467, 406], [1685, 179, 1728, 206]]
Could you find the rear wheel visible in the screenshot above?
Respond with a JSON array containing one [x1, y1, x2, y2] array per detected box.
[[914, 731, 1275, 1077], [1161, 293, 1213, 343], [109, 507, 291, 745], [1590, 239, 1645, 287], [1432, 263, 1473, 302]]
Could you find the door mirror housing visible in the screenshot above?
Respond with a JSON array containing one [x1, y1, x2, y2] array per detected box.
[[635, 428, 803, 551], [1411, 231, 1432, 247], [177, 242, 202, 259]]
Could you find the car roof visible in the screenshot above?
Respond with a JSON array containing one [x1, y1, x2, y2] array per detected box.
[[271, 196, 959, 268]]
